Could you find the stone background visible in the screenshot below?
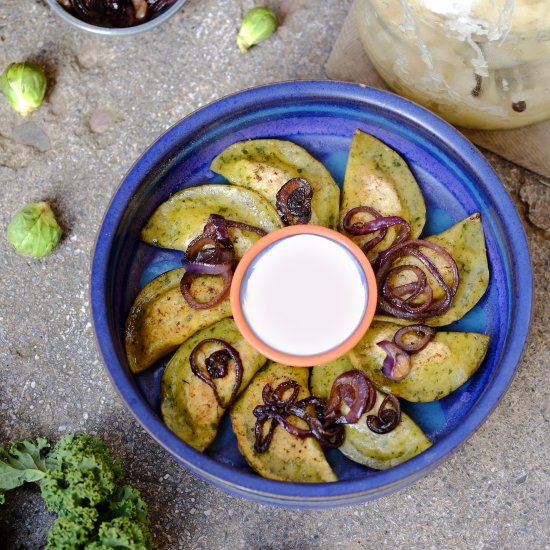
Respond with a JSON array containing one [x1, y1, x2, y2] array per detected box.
[[0, 1, 548, 548]]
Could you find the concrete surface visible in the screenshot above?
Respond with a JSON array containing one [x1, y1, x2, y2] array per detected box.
[[0, 1, 549, 548]]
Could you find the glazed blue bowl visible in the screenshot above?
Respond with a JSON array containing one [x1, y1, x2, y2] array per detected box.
[[91, 81, 532, 508]]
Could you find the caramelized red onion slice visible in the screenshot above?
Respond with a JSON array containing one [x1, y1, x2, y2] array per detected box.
[[382, 265, 428, 302], [253, 381, 301, 453], [344, 206, 387, 252], [202, 214, 233, 248], [183, 231, 235, 273], [377, 340, 412, 381], [206, 349, 232, 378], [342, 206, 411, 254], [203, 213, 267, 242], [378, 324, 435, 380], [252, 381, 345, 453], [342, 206, 383, 237], [182, 213, 268, 309], [253, 416, 278, 453], [226, 220, 267, 237], [366, 394, 401, 434], [276, 178, 313, 225], [67, 0, 140, 27], [181, 246, 234, 275], [393, 324, 435, 352], [266, 380, 300, 404], [375, 239, 459, 319], [180, 270, 232, 309], [324, 370, 376, 424], [292, 397, 345, 448], [189, 338, 243, 409], [185, 233, 220, 257]]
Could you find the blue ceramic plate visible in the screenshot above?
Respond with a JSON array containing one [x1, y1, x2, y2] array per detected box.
[[91, 81, 532, 508]]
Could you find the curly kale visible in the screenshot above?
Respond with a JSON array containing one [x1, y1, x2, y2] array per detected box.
[[41, 434, 122, 516], [0, 433, 153, 549], [85, 517, 153, 550], [105, 485, 150, 525], [45, 516, 96, 550], [45, 489, 152, 549]]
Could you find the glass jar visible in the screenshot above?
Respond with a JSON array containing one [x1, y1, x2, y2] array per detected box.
[[356, 0, 550, 129]]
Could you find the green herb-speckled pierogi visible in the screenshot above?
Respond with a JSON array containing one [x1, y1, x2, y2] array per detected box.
[[211, 139, 340, 229]]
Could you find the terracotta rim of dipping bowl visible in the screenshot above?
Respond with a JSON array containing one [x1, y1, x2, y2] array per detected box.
[[230, 224, 378, 367]]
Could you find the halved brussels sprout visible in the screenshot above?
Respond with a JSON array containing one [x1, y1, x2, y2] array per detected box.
[[231, 361, 337, 483], [210, 139, 340, 228], [161, 318, 267, 451], [141, 184, 283, 258], [125, 268, 232, 373]]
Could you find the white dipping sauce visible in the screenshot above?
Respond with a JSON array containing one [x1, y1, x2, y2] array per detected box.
[[240, 234, 368, 357]]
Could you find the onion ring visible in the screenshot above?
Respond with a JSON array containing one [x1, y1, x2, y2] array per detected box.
[[253, 381, 345, 452], [324, 370, 376, 424], [276, 178, 313, 225], [180, 269, 232, 310], [393, 324, 435, 352], [202, 214, 233, 249], [377, 324, 435, 380], [377, 340, 412, 380], [366, 394, 401, 434], [342, 206, 411, 254], [375, 239, 459, 319], [203, 214, 267, 242], [189, 338, 243, 409], [181, 246, 234, 275], [182, 213, 267, 309], [226, 220, 267, 237]]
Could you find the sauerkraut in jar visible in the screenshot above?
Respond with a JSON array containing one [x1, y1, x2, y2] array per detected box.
[[356, 0, 550, 129]]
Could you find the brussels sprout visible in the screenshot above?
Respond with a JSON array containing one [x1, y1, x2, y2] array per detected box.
[[1, 62, 47, 116], [236, 7, 277, 53], [7, 202, 62, 257]]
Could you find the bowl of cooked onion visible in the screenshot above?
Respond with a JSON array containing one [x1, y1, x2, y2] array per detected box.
[[90, 81, 532, 507], [46, 0, 186, 36]]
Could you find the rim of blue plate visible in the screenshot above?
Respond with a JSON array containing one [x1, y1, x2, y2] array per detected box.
[[90, 80, 533, 508], [46, 0, 186, 36]]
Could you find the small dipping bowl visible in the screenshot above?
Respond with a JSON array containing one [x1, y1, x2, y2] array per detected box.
[[231, 225, 377, 367], [46, 0, 187, 36]]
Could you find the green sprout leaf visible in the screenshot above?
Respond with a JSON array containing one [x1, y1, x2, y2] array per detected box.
[[0, 437, 54, 494]]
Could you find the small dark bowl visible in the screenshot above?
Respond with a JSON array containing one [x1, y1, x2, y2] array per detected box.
[[46, 0, 186, 36], [91, 81, 532, 508]]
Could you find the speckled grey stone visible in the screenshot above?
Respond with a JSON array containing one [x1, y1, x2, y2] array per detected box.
[[13, 122, 51, 152], [89, 109, 113, 133], [519, 177, 550, 234], [0, 1, 549, 549]]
